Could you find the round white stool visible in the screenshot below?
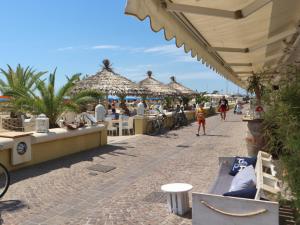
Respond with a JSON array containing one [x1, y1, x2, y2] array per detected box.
[[161, 183, 193, 215]]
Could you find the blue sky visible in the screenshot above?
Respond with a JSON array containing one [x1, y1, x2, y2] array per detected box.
[[0, 0, 243, 94]]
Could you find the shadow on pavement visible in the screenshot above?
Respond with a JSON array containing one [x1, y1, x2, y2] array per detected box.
[[0, 200, 27, 213], [181, 208, 192, 219], [157, 132, 179, 139], [9, 144, 130, 185], [176, 145, 190, 148], [0, 200, 28, 225], [202, 134, 230, 137]]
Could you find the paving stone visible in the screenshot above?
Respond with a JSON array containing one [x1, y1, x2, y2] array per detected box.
[[87, 164, 116, 173], [1, 110, 247, 225]]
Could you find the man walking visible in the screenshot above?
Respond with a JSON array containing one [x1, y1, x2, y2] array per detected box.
[[218, 96, 229, 120]]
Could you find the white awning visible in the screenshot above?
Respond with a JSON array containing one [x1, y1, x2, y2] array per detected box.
[[125, 0, 300, 88]]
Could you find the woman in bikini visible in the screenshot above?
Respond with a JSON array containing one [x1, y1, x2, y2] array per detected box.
[[196, 103, 206, 136]]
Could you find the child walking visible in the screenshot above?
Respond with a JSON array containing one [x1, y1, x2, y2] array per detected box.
[[196, 103, 206, 136]]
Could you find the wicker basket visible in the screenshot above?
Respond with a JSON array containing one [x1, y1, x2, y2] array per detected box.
[[2, 117, 23, 131]]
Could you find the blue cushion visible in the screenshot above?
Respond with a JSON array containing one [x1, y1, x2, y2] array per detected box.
[[229, 156, 257, 176], [223, 187, 257, 199]]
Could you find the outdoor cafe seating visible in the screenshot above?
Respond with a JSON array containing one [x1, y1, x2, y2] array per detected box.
[[105, 114, 134, 136]]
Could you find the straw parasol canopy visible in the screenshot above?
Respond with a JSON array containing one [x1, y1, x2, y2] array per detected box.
[[72, 59, 149, 96], [138, 71, 177, 96], [168, 76, 197, 96]]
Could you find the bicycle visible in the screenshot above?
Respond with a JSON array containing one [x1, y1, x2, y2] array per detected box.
[[0, 162, 10, 198], [171, 107, 188, 129], [146, 113, 167, 135]]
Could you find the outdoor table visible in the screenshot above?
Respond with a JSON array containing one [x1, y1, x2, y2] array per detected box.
[[161, 183, 193, 215], [111, 119, 119, 124]]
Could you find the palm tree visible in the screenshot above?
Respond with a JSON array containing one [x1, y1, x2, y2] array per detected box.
[[11, 69, 102, 128], [0, 64, 46, 96]]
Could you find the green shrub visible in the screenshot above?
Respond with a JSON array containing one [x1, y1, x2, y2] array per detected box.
[[263, 66, 300, 213], [195, 93, 209, 104]]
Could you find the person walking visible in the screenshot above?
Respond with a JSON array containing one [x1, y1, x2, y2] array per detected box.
[[218, 96, 229, 120], [196, 103, 206, 136]]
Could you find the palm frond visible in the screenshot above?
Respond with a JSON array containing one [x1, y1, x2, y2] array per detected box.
[[2, 65, 100, 128], [56, 73, 81, 102]]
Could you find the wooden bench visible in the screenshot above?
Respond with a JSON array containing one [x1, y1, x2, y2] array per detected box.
[[192, 151, 280, 225]]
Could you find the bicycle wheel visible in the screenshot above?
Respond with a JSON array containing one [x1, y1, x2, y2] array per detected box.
[[170, 114, 178, 130], [147, 121, 159, 136], [0, 163, 10, 198], [181, 116, 188, 126]]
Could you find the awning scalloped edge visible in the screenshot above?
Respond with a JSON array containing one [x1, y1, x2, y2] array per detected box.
[[125, 0, 246, 88]]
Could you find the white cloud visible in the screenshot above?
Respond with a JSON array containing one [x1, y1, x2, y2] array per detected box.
[[175, 55, 198, 63], [55, 44, 189, 58], [56, 46, 74, 51], [143, 45, 199, 64], [114, 64, 156, 81], [126, 47, 146, 53], [116, 64, 153, 72], [144, 45, 183, 55], [92, 45, 120, 49], [177, 71, 218, 80]]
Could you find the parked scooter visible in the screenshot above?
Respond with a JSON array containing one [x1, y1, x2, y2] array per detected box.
[[234, 102, 243, 114]]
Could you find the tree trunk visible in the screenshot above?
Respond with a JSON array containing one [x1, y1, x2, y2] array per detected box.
[[255, 87, 261, 106], [49, 118, 59, 129]]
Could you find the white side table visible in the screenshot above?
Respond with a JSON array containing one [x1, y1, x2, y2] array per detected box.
[[161, 183, 193, 215]]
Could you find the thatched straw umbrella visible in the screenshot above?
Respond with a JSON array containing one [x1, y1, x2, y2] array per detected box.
[[138, 71, 177, 96], [72, 59, 149, 97], [167, 76, 196, 96]]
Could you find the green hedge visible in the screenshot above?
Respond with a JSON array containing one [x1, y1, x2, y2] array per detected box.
[[262, 67, 300, 220]]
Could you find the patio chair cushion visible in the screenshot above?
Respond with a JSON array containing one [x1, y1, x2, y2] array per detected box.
[[229, 156, 257, 176], [229, 165, 256, 192], [223, 187, 257, 199]]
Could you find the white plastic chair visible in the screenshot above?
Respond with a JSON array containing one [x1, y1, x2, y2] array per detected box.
[[105, 117, 117, 136], [117, 115, 127, 135], [122, 116, 134, 135]]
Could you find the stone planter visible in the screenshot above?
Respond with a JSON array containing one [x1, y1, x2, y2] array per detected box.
[[245, 119, 265, 157]]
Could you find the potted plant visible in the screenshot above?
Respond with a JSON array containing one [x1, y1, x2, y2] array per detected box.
[[247, 74, 265, 116], [245, 74, 266, 156]]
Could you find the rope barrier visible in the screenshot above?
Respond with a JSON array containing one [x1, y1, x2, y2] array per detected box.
[[200, 200, 268, 217]]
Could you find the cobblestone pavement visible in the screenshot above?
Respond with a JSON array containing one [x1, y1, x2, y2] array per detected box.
[[0, 110, 248, 225]]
